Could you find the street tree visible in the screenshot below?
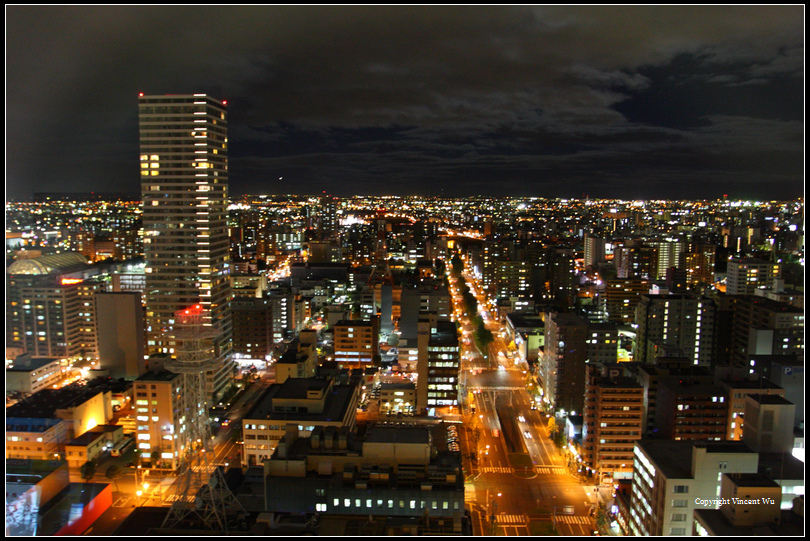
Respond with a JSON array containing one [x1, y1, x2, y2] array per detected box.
[[105, 465, 121, 491], [80, 461, 96, 483]]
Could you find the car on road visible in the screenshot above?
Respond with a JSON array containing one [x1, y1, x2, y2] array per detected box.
[[524, 430, 532, 439]]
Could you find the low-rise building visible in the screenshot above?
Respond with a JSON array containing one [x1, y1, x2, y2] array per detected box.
[[241, 375, 361, 466], [5, 418, 70, 461], [275, 331, 318, 383], [65, 430, 107, 468], [6, 385, 113, 440], [261, 425, 464, 533], [6, 354, 65, 396], [629, 441, 759, 536], [379, 382, 416, 414], [693, 473, 804, 535]]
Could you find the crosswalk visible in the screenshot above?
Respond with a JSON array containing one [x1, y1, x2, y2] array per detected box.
[[480, 466, 513, 474], [534, 467, 568, 475], [495, 513, 528, 524], [554, 515, 592, 524], [164, 494, 193, 503]]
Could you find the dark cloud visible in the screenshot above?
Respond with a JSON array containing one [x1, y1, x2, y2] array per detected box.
[[6, 5, 804, 201]]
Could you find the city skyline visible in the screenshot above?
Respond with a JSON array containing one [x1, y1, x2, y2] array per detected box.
[[6, 6, 805, 202]]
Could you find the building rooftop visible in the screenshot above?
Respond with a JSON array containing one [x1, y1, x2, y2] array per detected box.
[[694, 508, 805, 537], [335, 319, 373, 327], [7, 252, 90, 276], [747, 394, 793, 405], [5, 417, 66, 433], [380, 382, 416, 391], [548, 312, 586, 327], [135, 370, 181, 383], [365, 426, 430, 445], [6, 386, 104, 420], [506, 313, 544, 328], [245, 377, 356, 423], [717, 377, 783, 391], [6, 356, 60, 372], [274, 377, 330, 399], [724, 472, 780, 488], [429, 321, 458, 346], [757, 452, 805, 482], [637, 440, 756, 480], [595, 376, 642, 389], [67, 430, 105, 446]]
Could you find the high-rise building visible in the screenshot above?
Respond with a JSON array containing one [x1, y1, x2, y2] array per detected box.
[[133, 370, 184, 469], [95, 292, 145, 379], [583, 234, 606, 268], [6, 253, 104, 360], [582, 366, 643, 485], [633, 294, 716, 366], [726, 258, 781, 295], [648, 239, 686, 280], [139, 94, 233, 403], [679, 244, 716, 287], [542, 312, 588, 415], [604, 278, 648, 325]]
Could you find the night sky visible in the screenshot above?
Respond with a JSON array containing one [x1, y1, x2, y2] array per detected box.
[[6, 6, 804, 201]]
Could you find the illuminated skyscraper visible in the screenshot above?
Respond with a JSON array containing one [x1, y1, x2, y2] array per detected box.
[[139, 94, 233, 403]]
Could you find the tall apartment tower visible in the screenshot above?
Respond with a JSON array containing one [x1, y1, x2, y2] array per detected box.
[[726, 258, 781, 295], [583, 234, 606, 268], [139, 94, 233, 403], [634, 294, 716, 366]]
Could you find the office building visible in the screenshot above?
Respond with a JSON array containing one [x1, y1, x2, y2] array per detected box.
[[275, 331, 318, 383], [424, 320, 460, 409], [731, 296, 804, 364], [6, 253, 103, 359], [616, 243, 658, 281], [718, 377, 784, 441], [139, 93, 233, 403], [232, 293, 293, 359], [648, 239, 686, 281], [5, 418, 69, 461], [679, 245, 716, 287], [6, 385, 113, 441], [693, 472, 804, 536]]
